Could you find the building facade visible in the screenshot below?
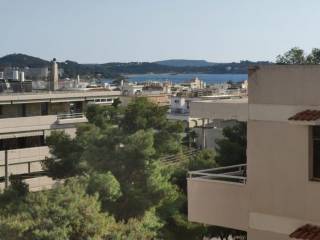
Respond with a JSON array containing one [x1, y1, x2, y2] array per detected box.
[[0, 90, 120, 191], [188, 65, 320, 240]]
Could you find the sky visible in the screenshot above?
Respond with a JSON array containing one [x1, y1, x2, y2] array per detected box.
[[1, 0, 320, 63]]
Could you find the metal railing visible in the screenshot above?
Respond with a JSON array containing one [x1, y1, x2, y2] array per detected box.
[[160, 149, 199, 165], [0, 158, 47, 185], [188, 164, 247, 184], [57, 113, 85, 120]]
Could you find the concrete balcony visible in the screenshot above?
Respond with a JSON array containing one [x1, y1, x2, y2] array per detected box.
[[187, 164, 249, 231], [56, 113, 87, 124], [0, 146, 50, 177], [0, 114, 87, 134], [0, 115, 57, 134]]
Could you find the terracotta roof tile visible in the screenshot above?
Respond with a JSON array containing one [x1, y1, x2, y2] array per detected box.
[[288, 110, 320, 121], [290, 224, 320, 239]]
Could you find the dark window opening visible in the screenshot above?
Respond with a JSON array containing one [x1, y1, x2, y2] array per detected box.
[[0, 135, 45, 151], [313, 126, 320, 179], [41, 102, 49, 115], [70, 102, 82, 114], [21, 104, 26, 117]]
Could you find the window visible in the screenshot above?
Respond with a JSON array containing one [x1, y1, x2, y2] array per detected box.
[[22, 104, 26, 117], [0, 136, 45, 151], [41, 102, 48, 115], [312, 126, 320, 179]]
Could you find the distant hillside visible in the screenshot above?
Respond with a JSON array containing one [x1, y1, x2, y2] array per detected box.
[[155, 59, 216, 67], [0, 54, 49, 68], [0, 53, 272, 78]]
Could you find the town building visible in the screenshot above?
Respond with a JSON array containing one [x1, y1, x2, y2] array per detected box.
[[187, 65, 320, 240], [181, 77, 206, 90]]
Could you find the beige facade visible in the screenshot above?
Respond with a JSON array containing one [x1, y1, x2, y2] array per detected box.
[[188, 65, 320, 239], [0, 90, 120, 191]]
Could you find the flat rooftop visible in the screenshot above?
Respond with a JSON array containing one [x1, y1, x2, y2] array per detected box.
[[190, 97, 248, 121], [0, 89, 121, 104], [193, 97, 248, 104]]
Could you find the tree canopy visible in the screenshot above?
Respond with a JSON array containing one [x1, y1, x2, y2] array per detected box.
[[215, 122, 247, 166], [276, 47, 320, 64]]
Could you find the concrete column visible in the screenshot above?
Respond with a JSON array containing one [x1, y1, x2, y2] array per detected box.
[[4, 150, 9, 188]]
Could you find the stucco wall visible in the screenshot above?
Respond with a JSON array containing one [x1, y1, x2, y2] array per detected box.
[[247, 120, 320, 223], [188, 179, 249, 231], [249, 65, 320, 105]]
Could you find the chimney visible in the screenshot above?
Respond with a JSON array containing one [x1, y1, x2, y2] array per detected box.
[[50, 58, 59, 91]]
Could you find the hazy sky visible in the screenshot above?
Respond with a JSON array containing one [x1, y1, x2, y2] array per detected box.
[[1, 0, 320, 63]]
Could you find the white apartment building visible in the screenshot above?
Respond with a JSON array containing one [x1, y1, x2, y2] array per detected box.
[[170, 96, 191, 114], [188, 65, 320, 240]]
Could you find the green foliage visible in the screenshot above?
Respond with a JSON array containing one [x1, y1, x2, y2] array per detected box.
[[86, 104, 123, 128], [112, 98, 122, 108], [306, 48, 320, 64], [121, 97, 168, 133], [44, 131, 84, 178], [86, 172, 122, 203], [40, 98, 232, 239], [0, 177, 29, 214], [108, 209, 163, 240], [276, 47, 320, 64], [0, 179, 114, 240], [188, 149, 216, 171], [276, 47, 305, 64], [215, 122, 247, 166]]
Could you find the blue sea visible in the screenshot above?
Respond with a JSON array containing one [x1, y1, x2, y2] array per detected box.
[[124, 73, 248, 84]]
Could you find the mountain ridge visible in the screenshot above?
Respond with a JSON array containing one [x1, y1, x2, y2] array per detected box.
[[0, 53, 271, 78]]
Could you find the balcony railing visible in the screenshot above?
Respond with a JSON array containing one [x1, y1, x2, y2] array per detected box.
[[57, 113, 85, 120], [188, 164, 247, 184], [56, 113, 87, 125]]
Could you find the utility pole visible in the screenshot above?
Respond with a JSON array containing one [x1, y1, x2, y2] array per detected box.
[[4, 150, 9, 189]]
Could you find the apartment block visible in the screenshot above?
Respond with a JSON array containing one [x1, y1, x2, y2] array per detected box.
[[188, 65, 320, 239], [0, 90, 120, 191]]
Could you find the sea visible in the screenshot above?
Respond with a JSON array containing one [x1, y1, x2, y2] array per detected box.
[[124, 73, 248, 85]]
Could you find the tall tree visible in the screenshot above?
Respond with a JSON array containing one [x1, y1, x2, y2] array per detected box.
[[276, 47, 305, 64], [215, 122, 247, 166], [42, 98, 234, 239], [276, 47, 320, 64], [121, 97, 168, 133]]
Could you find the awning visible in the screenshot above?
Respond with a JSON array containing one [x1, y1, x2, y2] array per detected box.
[[290, 224, 320, 239], [288, 110, 320, 125]]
